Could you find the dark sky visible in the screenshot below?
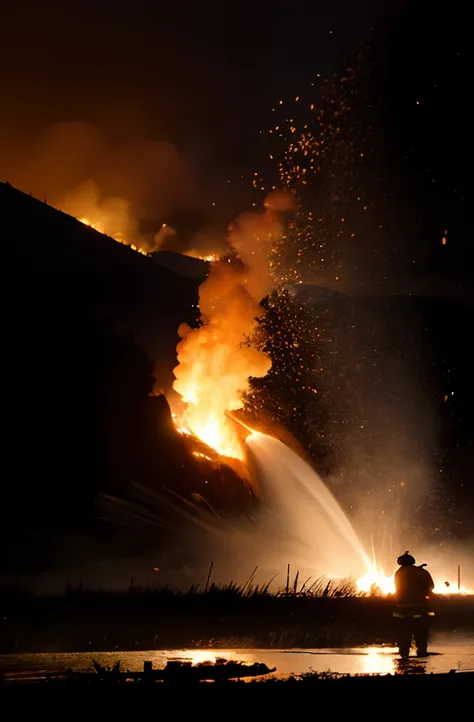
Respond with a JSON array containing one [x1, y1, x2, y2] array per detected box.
[[1, 1, 392, 150], [0, 0, 471, 297]]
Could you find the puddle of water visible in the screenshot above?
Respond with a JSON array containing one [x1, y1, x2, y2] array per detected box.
[[1, 643, 474, 680]]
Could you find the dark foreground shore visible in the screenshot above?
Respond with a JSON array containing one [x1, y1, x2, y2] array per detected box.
[[2, 671, 473, 705], [2, 586, 473, 653]]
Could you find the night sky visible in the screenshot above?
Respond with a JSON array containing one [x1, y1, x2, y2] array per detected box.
[[0, 0, 470, 296]]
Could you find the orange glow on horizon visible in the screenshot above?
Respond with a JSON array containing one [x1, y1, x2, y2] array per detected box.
[[78, 216, 149, 256]]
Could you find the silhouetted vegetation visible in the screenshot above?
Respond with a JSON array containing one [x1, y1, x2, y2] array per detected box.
[[1, 582, 473, 654]]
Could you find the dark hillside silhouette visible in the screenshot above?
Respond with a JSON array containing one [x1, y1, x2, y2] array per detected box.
[[0, 184, 250, 584], [0, 182, 199, 391]]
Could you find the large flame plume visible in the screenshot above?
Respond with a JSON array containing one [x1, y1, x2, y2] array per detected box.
[[172, 191, 295, 459]]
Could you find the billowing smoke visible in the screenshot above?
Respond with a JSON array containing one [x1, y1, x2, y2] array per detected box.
[[152, 224, 180, 252], [171, 190, 295, 458], [0, 120, 202, 252], [58, 179, 145, 249]]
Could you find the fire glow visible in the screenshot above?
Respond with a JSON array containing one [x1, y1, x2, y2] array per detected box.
[[61, 176, 471, 598], [77, 198, 472, 597], [171, 191, 295, 460], [59, 180, 153, 256], [356, 568, 473, 596], [78, 216, 149, 256]]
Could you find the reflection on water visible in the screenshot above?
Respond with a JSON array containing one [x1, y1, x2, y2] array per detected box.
[[360, 647, 395, 675], [1, 643, 474, 680]]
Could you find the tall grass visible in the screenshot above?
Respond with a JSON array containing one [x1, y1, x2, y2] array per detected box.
[[0, 577, 360, 602], [0, 571, 361, 600], [186, 575, 359, 599]]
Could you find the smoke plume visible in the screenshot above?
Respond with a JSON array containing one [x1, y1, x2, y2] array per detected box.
[[0, 120, 201, 252], [172, 190, 295, 458], [59, 179, 145, 248]]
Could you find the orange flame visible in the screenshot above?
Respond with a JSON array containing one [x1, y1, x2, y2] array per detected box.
[[356, 567, 473, 596], [171, 191, 295, 459], [60, 180, 150, 255], [79, 215, 149, 255]]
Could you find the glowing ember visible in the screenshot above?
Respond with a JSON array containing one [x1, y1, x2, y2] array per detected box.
[[185, 252, 220, 263], [192, 451, 213, 461], [171, 191, 295, 459], [172, 413, 191, 437]]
